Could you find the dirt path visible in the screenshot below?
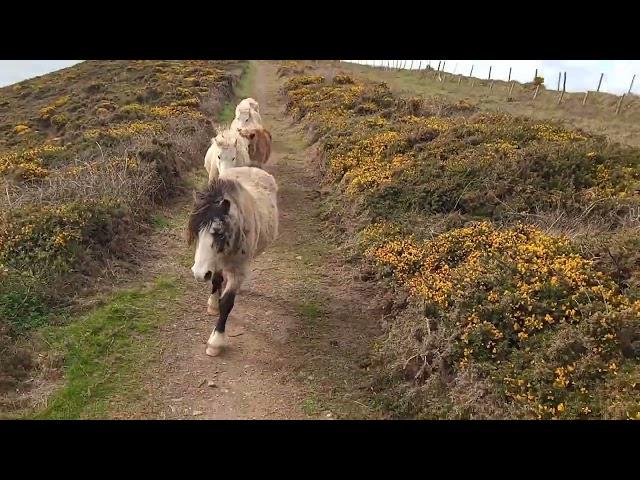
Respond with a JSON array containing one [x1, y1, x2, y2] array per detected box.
[[121, 61, 383, 420]]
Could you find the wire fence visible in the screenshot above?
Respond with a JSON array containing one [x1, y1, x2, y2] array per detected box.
[[342, 60, 638, 115]]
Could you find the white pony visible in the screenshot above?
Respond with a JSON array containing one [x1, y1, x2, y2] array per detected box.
[[237, 97, 259, 115], [230, 97, 263, 131], [230, 98, 263, 166], [188, 166, 279, 356], [203, 128, 251, 181]]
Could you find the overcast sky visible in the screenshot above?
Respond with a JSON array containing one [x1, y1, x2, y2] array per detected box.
[[347, 60, 639, 95], [0, 60, 83, 87], [1, 60, 637, 95]]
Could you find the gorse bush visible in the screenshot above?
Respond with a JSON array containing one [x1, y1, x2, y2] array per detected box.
[[0, 199, 127, 275], [361, 221, 640, 419], [281, 63, 640, 419], [0, 144, 65, 180], [284, 78, 639, 226]]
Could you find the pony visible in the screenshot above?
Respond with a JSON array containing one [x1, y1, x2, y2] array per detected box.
[[203, 128, 251, 181], [237, 127, 272, 168], [188, 166, 279, 356], [230, 98, 263, 131], [236, 97, 259, 115]]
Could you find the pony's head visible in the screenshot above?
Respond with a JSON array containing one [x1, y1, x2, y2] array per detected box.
[[188, 179, 240, 282], [235, 106, 254, 128], [237, 127, 259, 156], [237, 127, 258, 140], [214, 131, 240, 172]]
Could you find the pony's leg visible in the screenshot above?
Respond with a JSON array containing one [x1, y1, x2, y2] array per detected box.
[[205, 267, 246, 357], [207, 271, 224, 315]]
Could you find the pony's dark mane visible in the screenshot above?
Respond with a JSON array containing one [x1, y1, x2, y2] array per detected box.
[[187, 178, 239, 246]]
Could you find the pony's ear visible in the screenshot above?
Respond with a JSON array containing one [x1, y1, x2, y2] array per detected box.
[[193, 190, 206, 203], [221, 198, 230, 214]]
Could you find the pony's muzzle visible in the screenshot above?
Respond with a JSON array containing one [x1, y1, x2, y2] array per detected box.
[[191, 264, 212, 282]]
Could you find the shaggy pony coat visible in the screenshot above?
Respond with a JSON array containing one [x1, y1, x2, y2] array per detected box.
[[188, 166, 278, 356]]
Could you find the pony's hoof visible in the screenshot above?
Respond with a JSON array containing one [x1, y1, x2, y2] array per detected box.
[[205, 344, 223, 357], [205, 331, 226, 357], [207, 304, 219, 315]]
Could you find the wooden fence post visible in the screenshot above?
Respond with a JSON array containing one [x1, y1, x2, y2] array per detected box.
[[533, 84, 540, 100], [534, 68, 538, 81], [508, 81, 515, 97], [557, 71, 567, 104], [469, 65, 474, 77], [488, 66, 492, 80], [582, 91, 590, 105], [629, 74, 636, 94], [597, 73, 604, 92], [508, 67, 512, 82], [616, 94, 626, 115]]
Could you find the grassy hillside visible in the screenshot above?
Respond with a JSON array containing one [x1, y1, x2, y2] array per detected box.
[[279, 61, 640, 419], [0, 60, 245, 397], [338, 62, 640, 148]]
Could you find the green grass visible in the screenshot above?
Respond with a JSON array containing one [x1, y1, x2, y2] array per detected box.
[[218, 60, 257, 123], [218, 104, 236, 123], [0, 282, 56, 332], [234, 61, 256, 99], [296, 301, 323, 324], [29, 276, 178, 419], [150, 214, 171, 230], [300, 396, 323, 416]]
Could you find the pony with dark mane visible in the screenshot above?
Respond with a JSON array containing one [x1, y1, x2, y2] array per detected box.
[[188, 166, 278, 356]]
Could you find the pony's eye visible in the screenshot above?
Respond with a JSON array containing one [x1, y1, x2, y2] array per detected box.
[[218, 154, 221, 160]]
